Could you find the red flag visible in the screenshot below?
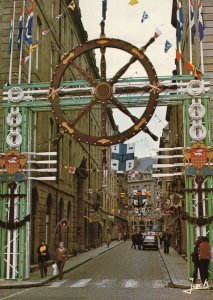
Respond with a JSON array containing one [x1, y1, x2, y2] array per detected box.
[[185, 60, 194, 72], [176, 50, 182, 61], [20, 55, 30, 65]]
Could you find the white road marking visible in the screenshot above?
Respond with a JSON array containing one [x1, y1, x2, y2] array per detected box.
[[48, 279, 68, 287], [70, 278, 92, 287], [0, 288, 33, 300], [93, 279, 116, 288], [121, 279, 140, 288], [152, 280, 165, 288]]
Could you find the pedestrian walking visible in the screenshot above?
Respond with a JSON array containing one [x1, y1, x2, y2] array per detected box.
[[191, 237, 201, 284], [162, 229, 172, 254], [198, 236, 211, 285], [55, 241, 68, 280], [118, 232, 122, 241], [137, 232, 143, 250], [159, 231, 163, 247], [131, 233, 137, 249], [37, 240, 50, 278], [123, 231, 127, 242], [106, 229, 111, 247]]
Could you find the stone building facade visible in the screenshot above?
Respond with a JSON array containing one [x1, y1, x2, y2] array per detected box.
[[0, 0, 127, 279]]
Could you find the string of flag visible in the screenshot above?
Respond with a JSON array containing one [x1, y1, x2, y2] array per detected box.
[[176, 50, 203, 80], [16, 1, 77, 65]]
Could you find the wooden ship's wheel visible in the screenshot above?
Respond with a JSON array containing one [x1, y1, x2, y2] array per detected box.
[[49, 28, 161, 146]]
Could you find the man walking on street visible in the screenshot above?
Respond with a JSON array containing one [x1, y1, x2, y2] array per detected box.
[[163, 229, 172, 254]]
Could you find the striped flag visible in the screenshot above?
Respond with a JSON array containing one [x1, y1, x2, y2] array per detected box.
[[177, 0, 184, 42], [190, 0, 196, 43], [17, 2, 24, 50], [24, 0, 34, 45], [198, 0, 204, 41]]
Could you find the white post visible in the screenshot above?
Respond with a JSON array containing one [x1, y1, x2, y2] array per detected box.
[[8, 1, 16, 85], [18, 0, 25, 84]]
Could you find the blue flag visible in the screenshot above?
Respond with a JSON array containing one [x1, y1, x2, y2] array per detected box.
[[177, 0, 184, 42], [164, 40, 172, 53], [111, 144, 135, 172], [102, 0, 107, 20], [198, 0, 204, 41], [24, 1, 34, 45], [17, 4, 24, 50]]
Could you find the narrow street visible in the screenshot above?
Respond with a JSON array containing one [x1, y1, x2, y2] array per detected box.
[[0, 242, 212, 300]]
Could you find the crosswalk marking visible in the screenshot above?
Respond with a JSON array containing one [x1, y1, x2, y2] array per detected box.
[[93, 279, 116, 288], [48, 278, 167, 289], [121, 279, 140, 288], [48, 279, 68, 288], [70, 278, 92, 287]]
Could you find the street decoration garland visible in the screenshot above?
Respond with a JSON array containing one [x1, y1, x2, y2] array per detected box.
[[181, 211, 213, 226], [0, 215, 30, 230]]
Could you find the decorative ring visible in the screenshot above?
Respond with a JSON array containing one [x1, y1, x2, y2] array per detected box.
[[188, 103, 205, 120], [189, 124, 207, 141], [8, 87, 24, 102], [187, 80, 204, 96], [6, 132, 22, 147], [6, 112, 22, 127]]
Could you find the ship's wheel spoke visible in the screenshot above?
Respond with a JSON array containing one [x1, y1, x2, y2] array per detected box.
[[100, 47, 107, 81], [70, 61, 96, 86], [110, 56, 137, 85], [72, 97, 99, 126], [109, 96, 138, 123], [101, 101, 107, 135]]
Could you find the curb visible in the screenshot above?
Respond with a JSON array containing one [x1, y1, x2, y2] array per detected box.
[[0, 242, 121, 289]]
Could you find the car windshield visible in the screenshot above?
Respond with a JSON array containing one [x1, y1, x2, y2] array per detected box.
[[144, 236, 155, 240]]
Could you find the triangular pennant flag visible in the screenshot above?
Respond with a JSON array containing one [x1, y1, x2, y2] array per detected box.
[[185, 60, 194, 72], [176, 50, 182, 61], [193, 68, 204, 80], [129, 0, 139, 5], [56, 14, 63, 20], [29, 43, 38, 53], [68, 167, 76, 174], [141, 11, 149, 23], [20, 55, 30, 65], [164, 40, 172, 53], [68, 1, 75, 10], [42, 29, 50, 36], [154, 27, 162, 39]]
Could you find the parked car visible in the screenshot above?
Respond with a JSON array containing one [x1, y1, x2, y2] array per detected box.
[[142, 235, 158, 250]]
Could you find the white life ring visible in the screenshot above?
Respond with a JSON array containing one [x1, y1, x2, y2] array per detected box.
[[187, 80, 204, 96], [189, 124, 207, 141], [8, 87, 24, 102], [6, 132, 22, 147], [188, 103, 205, 120], [6, 111, 22, 127]]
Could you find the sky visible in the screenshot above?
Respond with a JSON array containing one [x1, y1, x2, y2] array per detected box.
[[79, 0, 176, 158]]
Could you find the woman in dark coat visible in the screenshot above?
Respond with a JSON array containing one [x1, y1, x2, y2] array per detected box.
[[191, 238, 201, 284], [37, 240, 49, 278]]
